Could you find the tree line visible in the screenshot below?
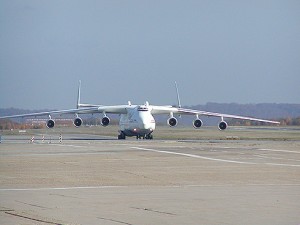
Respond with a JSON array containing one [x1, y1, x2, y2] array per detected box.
[[228, 117, 300, 126]]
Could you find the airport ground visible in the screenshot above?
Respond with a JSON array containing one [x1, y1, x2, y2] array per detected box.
[[0, 126, 300, 225]]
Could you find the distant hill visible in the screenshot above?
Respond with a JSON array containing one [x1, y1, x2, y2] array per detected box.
[[191, 103, 300, 119], [0, 108, 55, 117], [2, 103, 300, 118]]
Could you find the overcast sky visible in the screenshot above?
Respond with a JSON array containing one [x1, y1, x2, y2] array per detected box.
[[0, 0, 299, 110]]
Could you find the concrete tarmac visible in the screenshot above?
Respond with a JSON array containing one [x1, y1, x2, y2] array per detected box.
[[0, 133, 300, 225]]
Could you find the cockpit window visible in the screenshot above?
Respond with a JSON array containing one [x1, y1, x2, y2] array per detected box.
[[138, 106, 148, 111]]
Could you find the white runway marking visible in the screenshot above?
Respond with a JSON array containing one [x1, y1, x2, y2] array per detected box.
[[1, 184, 300, 192], [131, 147, 256, 165], [257, 148, 300, 154], [0, 186, 125, 192], [131, 147, 300, 167], [256, 154, 300, 162], [45, 143, 85, 148], [2, 152, 110, 157], [220, 146, 300, 154]]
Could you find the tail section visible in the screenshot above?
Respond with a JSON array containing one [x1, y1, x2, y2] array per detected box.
[[175, 81, 182, 108], [76, 80, 102, 108], [77, 80, 81, 109]]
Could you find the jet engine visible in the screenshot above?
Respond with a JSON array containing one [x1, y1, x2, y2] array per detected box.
[[193, 119, 203, 129], [167, 117, 178, 127], [46, 119, 55, 128], [218, 121, 228, 130], [101, 116, 110, 126], [73, 117, 83, 127]]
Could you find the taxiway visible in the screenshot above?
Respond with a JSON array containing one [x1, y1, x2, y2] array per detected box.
[[0, 130, 300, 224]]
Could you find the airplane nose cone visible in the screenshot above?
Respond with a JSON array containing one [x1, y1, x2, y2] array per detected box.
[[138, 112, 155, 130], [144, 123, 152, 130], [139, 122, 149, 130], [142, 121, 155, 130]]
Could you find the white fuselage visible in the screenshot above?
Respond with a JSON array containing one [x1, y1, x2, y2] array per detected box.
[[119, 105, 156, 136]]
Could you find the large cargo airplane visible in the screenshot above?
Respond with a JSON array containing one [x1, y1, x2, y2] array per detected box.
[[0, 81, 279, 139]]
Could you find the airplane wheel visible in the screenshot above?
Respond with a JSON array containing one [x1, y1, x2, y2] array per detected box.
[[146, 134, 153, 140], [118, 133, 126, 140]]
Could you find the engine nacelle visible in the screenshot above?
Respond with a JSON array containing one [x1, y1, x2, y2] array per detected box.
[[218, 121, 228, 130], [101, 116, 110, 127], [46, 119, 55, 128], [167, 117, 178, 127], [193, 119, 203, 129], [73, 117, 83, 127]]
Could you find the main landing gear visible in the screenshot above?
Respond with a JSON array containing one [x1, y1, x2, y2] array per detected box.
[[118, 132, 126, 140], [136, 134, 153, 140], [117, 132, 153, 140]]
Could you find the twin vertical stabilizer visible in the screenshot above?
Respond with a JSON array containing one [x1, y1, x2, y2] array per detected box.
[[76, 80, 101, 108], [77, 80, 81, 109], [175, 81, 182, 108]]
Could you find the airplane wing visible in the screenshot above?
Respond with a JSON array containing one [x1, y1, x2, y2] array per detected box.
[[150, 106, 280, 124], [0, 107, 99, 119], [177, 108, 280, 124], [0, 105, 131, 120], [97, 105, 130, 114]]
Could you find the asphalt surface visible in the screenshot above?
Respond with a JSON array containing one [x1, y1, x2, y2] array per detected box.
[[0, 133, 300, 225]]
